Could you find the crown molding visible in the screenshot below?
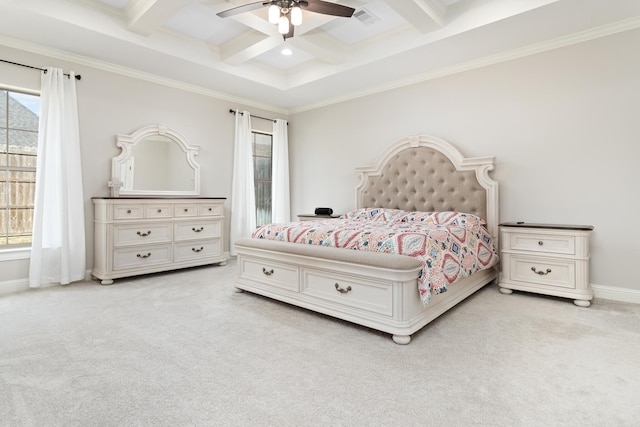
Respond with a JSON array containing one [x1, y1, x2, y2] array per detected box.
[[0, 35, 289, 115]]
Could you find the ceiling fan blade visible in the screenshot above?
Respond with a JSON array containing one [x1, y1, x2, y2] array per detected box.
[[217, 1, 271, 18], [302, 0, 355, 17]]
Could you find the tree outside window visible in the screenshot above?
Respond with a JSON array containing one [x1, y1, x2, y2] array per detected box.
[[0, 89, 39, 246], [252, 131, 272, 227]]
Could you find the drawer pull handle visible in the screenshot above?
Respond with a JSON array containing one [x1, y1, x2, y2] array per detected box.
[[157, 209, 162, 213], [184, 208, 189, 212], [208, 208, 212, 211], [262, 268, 274, 276], [335, 283, 352, 294], [538, 241, 544, 246], [137, 230, 151, 237], [531, 267, 552, 275], [192, 246, 204, 253], [192, 227, 204, 232], [127, 209, 132, 214], [137, 252, 151, 259]]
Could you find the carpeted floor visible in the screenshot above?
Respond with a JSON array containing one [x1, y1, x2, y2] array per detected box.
[[1, 259, 639, 426]]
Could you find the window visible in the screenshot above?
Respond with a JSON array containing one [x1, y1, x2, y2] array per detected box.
[[0, 88, 39, 247], [252, 131, 272, 227]]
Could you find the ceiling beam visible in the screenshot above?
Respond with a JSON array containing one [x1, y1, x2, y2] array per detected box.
[[383, 0, 446, 33], [220, 31, 283, 65], [125, 0, 192, 35]]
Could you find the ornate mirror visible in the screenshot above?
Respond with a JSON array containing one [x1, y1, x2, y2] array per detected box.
[[110, 124, 200, 197]]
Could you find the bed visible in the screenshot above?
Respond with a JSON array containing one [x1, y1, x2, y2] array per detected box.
[[234, 134, 499, 344]]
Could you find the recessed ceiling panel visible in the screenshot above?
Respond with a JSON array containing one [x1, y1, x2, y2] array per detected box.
[[164, 3, 246, 45], [253, 43, 315, 70]]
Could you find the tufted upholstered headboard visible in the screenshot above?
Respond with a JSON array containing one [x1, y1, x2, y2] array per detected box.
[[356, 134, 499, 239]]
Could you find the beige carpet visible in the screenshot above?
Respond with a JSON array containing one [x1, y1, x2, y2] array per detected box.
[[1, 260, 639, 426]]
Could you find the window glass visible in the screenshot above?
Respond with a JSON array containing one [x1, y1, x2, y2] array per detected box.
[[252, 131, 273, 227], [0, 90, 6, 128], [0, 88, 39, 247]]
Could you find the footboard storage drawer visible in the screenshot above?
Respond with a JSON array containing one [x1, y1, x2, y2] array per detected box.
[[239, 258, 300, 292], [92, 198, 227, 284], [301, 269, 393, 317]]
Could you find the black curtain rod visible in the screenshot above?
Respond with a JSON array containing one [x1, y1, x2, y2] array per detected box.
[[229, 109, 279, 123], [0, 59, 82, 80]]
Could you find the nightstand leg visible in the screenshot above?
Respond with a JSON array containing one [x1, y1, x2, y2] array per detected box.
[[499, 287, 513, 295], [573, 299, 591, 307]]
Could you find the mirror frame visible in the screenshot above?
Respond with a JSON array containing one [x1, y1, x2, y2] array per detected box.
[[111, 124, 201, 197]]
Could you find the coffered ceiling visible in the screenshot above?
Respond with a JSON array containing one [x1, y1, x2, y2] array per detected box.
[[1, 0, 639, 112]]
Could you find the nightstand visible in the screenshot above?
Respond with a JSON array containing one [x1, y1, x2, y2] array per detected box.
[[498, 222, 594, 307], [297, 214, 341, 221]]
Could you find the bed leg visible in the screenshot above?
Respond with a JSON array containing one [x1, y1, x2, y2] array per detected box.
[[499, 287, 513, 295], [392, 335, 411, 345]]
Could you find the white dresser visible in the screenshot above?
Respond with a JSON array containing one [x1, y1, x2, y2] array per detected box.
[[92, 197, 226, 284], [498, 222, 593, 306]]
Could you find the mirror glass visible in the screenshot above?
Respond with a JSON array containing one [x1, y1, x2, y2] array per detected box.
[[111, 124, 200, 197]]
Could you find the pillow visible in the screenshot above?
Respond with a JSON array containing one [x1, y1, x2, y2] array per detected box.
[[397, 211, 487, 229], [340, 208, 408, 222]]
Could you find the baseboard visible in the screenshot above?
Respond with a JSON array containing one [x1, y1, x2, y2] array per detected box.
[[593, 283, 640, 304], [0, 278, 29, 296]]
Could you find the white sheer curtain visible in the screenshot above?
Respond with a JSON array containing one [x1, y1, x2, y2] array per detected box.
[[29, 67, 86, 287], [229, 110, 256, 256], [271, 119, 290, 223]]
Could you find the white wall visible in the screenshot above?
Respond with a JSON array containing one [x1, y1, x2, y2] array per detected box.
[[0, 44, 282, 288], [288, 28, 640, 293]]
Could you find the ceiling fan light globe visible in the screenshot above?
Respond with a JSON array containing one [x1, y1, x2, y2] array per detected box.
[[291, 6, 302, 26], [278, 15, 290, 34], [268, 5, 280, 24]]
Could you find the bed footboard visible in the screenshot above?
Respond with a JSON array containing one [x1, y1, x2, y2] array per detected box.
[[234, 238, 496, 344]]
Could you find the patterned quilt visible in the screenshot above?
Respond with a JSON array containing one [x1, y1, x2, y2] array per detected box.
[[252, 208, 498, 306]]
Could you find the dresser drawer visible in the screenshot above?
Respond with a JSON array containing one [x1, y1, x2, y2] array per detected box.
[[113, 244, 172, 271], [506, 254, 575, 289], [302, 269, 393, 316], [174, 239, 222, 262], [145, 204, 172, 219], [199, 203, 222, 217], [239, 258, 300, 292], [113, 223, 172, 246], [507, 232, 575, 255], [174, 220, 221, 241], [174, 204, 198, 217], [113, 205, 144, 220]]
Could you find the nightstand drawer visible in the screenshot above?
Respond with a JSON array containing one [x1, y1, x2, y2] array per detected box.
[[506, 254, 575, 289], [507, 232, 575, 255]]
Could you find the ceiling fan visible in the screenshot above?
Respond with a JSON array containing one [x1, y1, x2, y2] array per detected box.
[[217, 1, 356, 39]]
